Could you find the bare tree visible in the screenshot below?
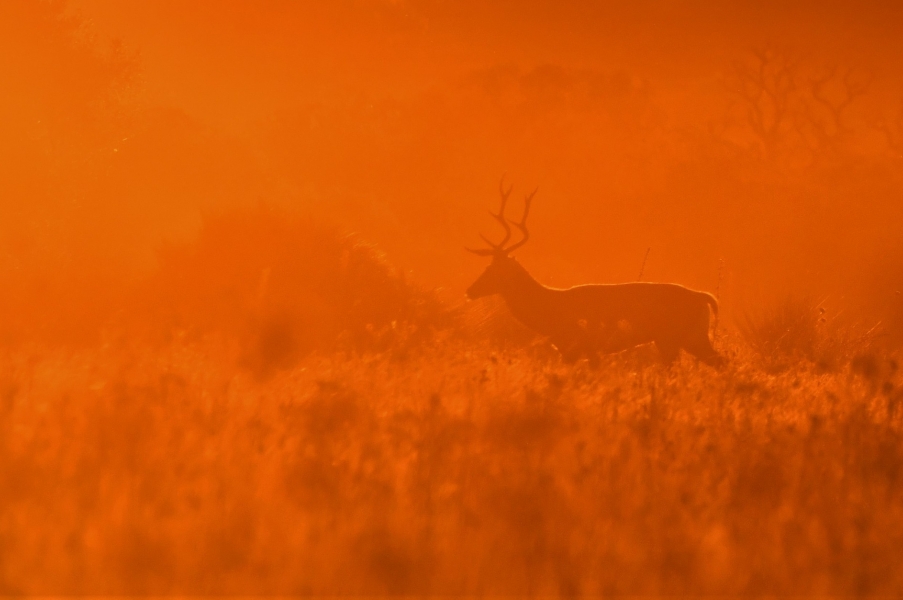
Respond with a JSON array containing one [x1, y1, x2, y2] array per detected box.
[[725, 47, 872, 162], [726, 48, 801, 159], [799, 65, 871, 152], [877, 100, 903, 156]]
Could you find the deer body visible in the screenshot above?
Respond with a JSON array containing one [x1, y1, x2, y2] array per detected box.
[[467, 255, 721, 364], [467, 178, 722, 366]]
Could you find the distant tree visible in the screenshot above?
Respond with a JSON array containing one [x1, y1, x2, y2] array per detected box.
[[0, 0, 140, 342], [723, 47, 870, 163], [725, 48, 801, 160], [798, 65, 871, 153], [0, 0, 138, 146], [877, 100, 903, 157]]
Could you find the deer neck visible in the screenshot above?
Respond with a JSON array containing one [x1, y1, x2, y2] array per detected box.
[[498, 264, 556, 333]]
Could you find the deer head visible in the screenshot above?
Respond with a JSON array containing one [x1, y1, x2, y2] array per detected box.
[[466, 177, 538, 299]]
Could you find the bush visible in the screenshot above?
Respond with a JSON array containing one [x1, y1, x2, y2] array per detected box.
[[141, 206, 450, 374]]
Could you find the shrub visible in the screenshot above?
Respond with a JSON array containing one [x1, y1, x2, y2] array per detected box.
[[141, 206, 450, 374]]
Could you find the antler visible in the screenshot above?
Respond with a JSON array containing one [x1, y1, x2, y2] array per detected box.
[[467, 176, 514, 255], [503, 186, 537, 254], [467, 177, 537, 256]]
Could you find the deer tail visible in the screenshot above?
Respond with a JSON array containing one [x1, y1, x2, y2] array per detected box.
[[701, 291, 720, 335], [702, 292, 719, 317]]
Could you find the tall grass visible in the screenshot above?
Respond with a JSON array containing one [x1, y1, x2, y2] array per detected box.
[[2, 209, 901, 594], [739, 296, 881, 372], [1, 331, 901, 595]]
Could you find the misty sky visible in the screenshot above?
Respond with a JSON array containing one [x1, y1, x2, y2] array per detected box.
[[72, 1, 903, 133], [4, 0, 902, 339]]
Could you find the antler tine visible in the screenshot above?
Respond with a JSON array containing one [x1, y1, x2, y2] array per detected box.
[[504, 186, 538, 253], [485, 176, 514, 250], [479, 233, 500, 247]]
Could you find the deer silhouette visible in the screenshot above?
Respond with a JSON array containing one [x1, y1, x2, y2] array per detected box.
[[467, 179, 722, 366]]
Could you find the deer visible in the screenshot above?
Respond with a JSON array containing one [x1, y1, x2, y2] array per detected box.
[[466, 178, 723, 367]]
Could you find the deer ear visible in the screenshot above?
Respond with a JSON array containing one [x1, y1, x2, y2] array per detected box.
[[466, 247, 495, 256]]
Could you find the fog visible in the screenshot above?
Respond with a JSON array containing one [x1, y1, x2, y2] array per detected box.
[[4, 2, 903, 594], [2, 1, 901, 347]]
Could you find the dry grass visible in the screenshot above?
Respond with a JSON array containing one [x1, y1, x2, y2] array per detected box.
[[739, 296, 882, 373], [2, 210, 901, 595], [1, 330, 902, 595]]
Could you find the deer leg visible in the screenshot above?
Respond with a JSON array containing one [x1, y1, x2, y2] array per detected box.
[[655, 340, 680, 365], [685, 335, 724, 368], [561, 349, 582, 364], [702, 351, 726, 368], [552, 337, 582, 364]]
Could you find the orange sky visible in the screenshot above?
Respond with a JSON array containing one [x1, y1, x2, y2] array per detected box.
[[3, 1, 903, 342], [71, 0, 903, 133]]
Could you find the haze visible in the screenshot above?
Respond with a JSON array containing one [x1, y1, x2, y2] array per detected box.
[[2, 1, 901, 336], [2, 1, 903, 594]]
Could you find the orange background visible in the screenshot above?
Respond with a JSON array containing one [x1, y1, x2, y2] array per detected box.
[[2, 0, 903, 340]]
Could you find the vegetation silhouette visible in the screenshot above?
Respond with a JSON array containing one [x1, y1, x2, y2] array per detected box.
[[143, 206, 449, 375]]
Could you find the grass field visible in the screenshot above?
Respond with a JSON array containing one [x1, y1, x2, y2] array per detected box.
[[6, 2, 903, 596], [2, 324, 901, 595]]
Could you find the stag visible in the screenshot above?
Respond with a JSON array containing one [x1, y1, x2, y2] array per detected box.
[[467, 179, 723, 366]]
